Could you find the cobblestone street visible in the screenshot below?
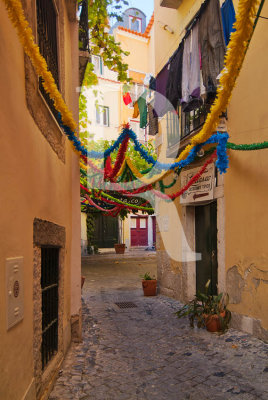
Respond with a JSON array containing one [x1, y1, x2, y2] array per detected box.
[[49, 252, 268, 400]]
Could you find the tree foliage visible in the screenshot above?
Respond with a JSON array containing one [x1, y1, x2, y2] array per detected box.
[[79, 0, 131, 140]]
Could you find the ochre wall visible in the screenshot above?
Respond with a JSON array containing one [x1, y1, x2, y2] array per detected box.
[[0, 2, 80, 399], [225, 1, 268, 331], [154, 0, 268, 338]]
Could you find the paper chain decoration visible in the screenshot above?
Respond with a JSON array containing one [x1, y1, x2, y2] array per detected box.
[[4, 0, 268, 215]]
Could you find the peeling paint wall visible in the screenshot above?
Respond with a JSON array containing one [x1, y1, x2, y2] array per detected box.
[[154, 0, 268, 342], [225, 0, 268, 340]]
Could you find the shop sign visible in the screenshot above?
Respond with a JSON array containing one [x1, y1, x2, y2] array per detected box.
[[180, 164, 215, 204]]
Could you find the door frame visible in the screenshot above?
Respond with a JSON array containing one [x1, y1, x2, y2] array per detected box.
[[181, 174, 225, 300], [130, 215, 149, 247]]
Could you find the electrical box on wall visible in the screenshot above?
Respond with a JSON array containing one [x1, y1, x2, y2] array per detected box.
[[6, 257, 24, 330]]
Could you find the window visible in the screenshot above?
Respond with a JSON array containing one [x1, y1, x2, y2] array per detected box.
[[129, 83, 144, 105], [129, 120, 146, 143], [92, 55, 103, 75], [131, 218, 137, 229], [96, 106, 109, 126], [36, 0, 59, 120], [140, 218, 147, 229], [181, 104, 210, 138], [129, 15, 142, 32], [41, 247, 59, 370], [167, 109, 180, 149]]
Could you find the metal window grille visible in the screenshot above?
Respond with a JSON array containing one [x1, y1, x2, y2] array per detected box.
[[181, 104, 210, 138], [41, 247, 59, 370], [36, 0, 59, 120]]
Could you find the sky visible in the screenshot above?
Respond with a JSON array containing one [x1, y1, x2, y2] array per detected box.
[[115, 0, 154, 21]]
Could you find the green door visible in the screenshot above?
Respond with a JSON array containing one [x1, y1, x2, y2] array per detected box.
[[195, 202, 218, 295], [93, 215, 119, 248]]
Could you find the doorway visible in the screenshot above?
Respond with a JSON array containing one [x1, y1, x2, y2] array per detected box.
[[93, 215, 119, 248], [131, 216, 148, 246], [195, 202, 218, 294]]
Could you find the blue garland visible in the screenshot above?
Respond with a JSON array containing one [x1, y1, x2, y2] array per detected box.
[[58, 113, 229, 174]]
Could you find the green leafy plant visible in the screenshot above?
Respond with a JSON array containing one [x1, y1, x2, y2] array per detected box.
[[140, 272, 155, 280], [86, 212, 99, 254], [175, 280, 231, 332], [78, 0, 132, 142]]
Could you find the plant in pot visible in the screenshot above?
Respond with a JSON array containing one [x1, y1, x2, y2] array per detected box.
[[141, 272, 157, 296], [175, 280, 231, 333], [114, 242, 126, 254]]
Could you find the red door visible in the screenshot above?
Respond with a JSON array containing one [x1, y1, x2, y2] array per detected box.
[[131, 217, 148, 246]]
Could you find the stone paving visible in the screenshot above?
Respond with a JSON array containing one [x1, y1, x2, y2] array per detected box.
[[49, 252, 268, 400]]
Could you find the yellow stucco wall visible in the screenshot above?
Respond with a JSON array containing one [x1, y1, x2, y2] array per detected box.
[[0, 2, 81, 399], [154, 0, 268, 337], [225, 0, 268, 330]]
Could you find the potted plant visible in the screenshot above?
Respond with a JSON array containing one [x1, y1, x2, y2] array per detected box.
[[114, 243, 126, 254], [141, 272, 157, 296], [175, 280, 231, 333]]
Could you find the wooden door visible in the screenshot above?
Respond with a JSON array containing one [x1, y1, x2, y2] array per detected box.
[[195, 202, 218, 295], [131, 217, 148, 246], [93, 215, 119, 248]]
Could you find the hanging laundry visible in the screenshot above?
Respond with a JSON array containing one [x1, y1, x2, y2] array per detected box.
[[148, 103, 158, 136], [199, 0, 226, 101], [149, 76, 156, 91], [221, 0, 236, 45], [137, 91, 148, 129], [154, 65, 169, 118], [181, 23, 203, 112], [166, 42, 184, 110], [132, 101, 140, 118], [123, 92, 132, 106]]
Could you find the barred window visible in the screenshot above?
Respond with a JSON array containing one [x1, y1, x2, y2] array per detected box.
[[36, 0, 59, 120], [41, 247, 59, 369]]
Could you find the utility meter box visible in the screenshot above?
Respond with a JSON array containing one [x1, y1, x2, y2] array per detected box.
[[6, 257, 24, 330]]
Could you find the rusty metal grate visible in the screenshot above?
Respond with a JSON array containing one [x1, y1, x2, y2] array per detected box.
[[115, 302, 137, 309]]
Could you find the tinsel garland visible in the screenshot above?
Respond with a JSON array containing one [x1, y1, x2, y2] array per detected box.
[[227, 141, 268, 150], [5, 0, 261, 175], [2, 0, 77, 133], [152, 150, 217, 201], [104, 136, 130, 180], [85, 195, 128, 217], [175, 0, 260, 163], [80, 184, 153, 212]]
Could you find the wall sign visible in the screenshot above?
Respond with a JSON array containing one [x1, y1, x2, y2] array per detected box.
[[180, 164, 215, 204]]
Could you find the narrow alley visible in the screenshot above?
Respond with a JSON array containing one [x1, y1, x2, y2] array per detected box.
[[49, 252, 268, 400]]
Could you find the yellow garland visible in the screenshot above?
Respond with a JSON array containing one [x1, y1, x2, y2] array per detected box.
[[3, 0, 260, 184], [176, 0, 260, 162], [2, 0, 77, 134]]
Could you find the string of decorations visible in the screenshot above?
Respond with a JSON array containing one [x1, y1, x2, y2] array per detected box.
[[174, 0, 260, 164], [4, 0, 267, 216], [2, 0, 78, 134], [227, 141, 268, 150], [152, 150, 217, 202]]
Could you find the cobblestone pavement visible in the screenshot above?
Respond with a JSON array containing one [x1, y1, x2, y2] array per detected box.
[[49, 253, 268, 400]]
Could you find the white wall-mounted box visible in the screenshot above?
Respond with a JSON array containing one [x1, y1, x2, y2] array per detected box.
[[6, 257, 24, 330]]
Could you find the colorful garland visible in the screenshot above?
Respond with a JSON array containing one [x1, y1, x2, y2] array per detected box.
[[175, 0, 260, 163], [2, 0, 77, 134], [4, 0, 267, 216]]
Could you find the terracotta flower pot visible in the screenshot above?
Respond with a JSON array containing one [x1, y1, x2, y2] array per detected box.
[[114, 243, 126, 254], [142, 279, 157, 296], [204, 311, 226, 332]]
